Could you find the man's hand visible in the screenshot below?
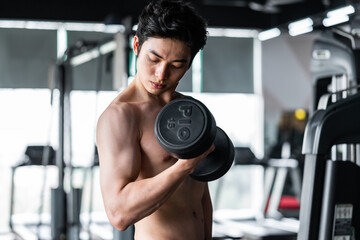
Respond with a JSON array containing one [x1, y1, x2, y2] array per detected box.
[[176, 144, 215, 174]]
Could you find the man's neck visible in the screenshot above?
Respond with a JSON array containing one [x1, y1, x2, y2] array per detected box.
[[131, 76, 177, 105]]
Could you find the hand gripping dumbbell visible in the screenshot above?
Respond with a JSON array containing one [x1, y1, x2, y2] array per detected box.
[[154, 97, 234, 181]]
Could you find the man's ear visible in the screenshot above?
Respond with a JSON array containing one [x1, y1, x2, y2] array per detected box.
[[133, 35, 139, 55]]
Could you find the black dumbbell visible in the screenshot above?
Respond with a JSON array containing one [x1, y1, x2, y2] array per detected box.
[[154, 97, 234, 181]]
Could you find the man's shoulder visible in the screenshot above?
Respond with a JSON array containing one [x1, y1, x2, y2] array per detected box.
[[96, 99, 133, 129]]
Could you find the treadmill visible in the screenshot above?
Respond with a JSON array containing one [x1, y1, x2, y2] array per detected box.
[[213, 146, 300, 240]]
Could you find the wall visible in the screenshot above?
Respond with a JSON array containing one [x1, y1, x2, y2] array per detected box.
[[261, 32, 320, 152], [0, 29, 57, 88]]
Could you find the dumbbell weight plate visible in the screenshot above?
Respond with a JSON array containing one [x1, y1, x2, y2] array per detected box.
[[155, 98, 217, 159], [190, 127, 235, 182]]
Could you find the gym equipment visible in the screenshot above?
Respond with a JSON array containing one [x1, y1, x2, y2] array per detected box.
[[9, 145, 56, 239], [297, 28, 360, 240], [311, 30, 357, 111], [297, 91, 360, 240], [155, 97, 235, 182], [213, 146, 299, 240], [66, 37, 133, 240]]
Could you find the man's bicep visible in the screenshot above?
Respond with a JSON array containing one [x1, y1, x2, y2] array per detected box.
[[96, 109, 141, 198]]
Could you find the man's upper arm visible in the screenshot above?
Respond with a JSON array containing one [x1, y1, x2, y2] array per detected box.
[[96, 105, 141, 206]]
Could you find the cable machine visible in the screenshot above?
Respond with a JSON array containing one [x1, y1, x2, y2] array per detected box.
[[52, 33, 132, 240], [8, 28, 133, 239]]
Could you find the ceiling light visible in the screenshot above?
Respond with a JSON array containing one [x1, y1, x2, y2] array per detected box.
[[288, 18, 313, 31], [289, 26, 313, 36], [288, 18, 313, 36], [208, 28, 258, 38], [327, 5, 355, 18], [0, 20, 124, 33], [323, 15, 350, 27], [258, 28, 280, 41]]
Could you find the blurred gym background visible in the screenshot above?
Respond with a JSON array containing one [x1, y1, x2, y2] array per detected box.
[[0, 0, 359, 239]]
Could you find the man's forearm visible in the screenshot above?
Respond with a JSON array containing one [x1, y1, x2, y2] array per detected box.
[[108, 161, 191, 230]]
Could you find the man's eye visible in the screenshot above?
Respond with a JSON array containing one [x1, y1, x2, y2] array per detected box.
[[148, 57, 158, 63], [171, 64, 183, 69]]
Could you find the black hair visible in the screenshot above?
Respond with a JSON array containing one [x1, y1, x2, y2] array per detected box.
[[136, 0, 208, 65]]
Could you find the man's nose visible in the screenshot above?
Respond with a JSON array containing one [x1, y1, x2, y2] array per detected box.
[[155, 63, 169, 80]]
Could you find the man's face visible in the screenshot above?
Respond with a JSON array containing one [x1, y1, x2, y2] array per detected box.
[[133, 36, 191, 96]]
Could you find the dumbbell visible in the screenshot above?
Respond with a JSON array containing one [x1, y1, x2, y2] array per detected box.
[[154, 97, 234, 182]]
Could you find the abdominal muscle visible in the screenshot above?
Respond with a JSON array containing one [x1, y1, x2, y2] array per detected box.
[[134, 178, 206, 240]]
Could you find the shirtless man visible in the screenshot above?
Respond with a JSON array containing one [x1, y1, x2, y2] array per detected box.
[[96, 0, 214, 239]]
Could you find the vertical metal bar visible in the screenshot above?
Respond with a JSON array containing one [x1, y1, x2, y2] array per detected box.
[[289, 167, 302, 200], [330, 75, 337, 103], [330, 75, 340, 160], [341, 144, 347, 161], [9, 167, 16, 230], [261, 167, 275, 215], [62, 61, 83, 240], [349, 144, 356, 163], [57, 63, 66, 190], [356, 144, 360, 166], [51, 62, 68, 240], [340, 75, 349, 162], [67, 188, 82, 240], [331, 145, 337, 160], [88, 165, 95, 226], [340, 74, 348, 99], [267, 167, 288, 218], [330, 74, 351, 162]]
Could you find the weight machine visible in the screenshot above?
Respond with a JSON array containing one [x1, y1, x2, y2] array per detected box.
[[297, 27, 360, 240], [8, 31, 134, 239], [297, 89, 360, 240], [51, 33, 134, 240]]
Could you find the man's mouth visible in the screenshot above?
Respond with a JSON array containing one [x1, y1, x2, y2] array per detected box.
[[151, 81, 165, 89]]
